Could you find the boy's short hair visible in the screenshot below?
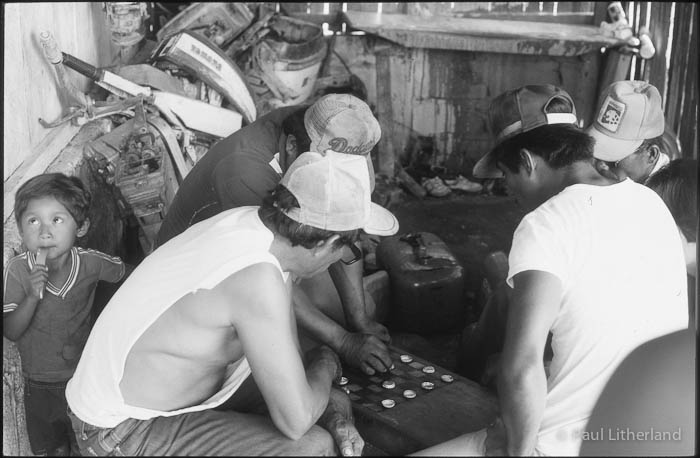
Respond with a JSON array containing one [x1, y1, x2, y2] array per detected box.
[[258, 183, 360, 249], [14, 173, 91, 228], [646, 158, 698, 242]]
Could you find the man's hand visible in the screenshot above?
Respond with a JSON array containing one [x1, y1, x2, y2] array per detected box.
[[338, 332, 392, 375], [305, 345, 342, 382], [353, 317, 391, 343], [485, 417, 508, 456], [318, 388, 364, 456]]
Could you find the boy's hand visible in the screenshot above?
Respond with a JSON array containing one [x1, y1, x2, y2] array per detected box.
[[26, 249, 48, 300]]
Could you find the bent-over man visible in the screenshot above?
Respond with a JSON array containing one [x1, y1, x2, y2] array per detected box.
[[65, 151, 399, 456]]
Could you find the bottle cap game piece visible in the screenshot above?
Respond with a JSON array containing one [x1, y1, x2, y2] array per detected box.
[[390, 363, 395, 370], [422, 365, 435, 374], [338, 376, 348, 386], [382, 380, 396, 389], [421, 381, 435, 390], [441, 374, 454, 383], [403, 389, 416, 399], [400, 354, 413, 363], [382, 399, 396, 408]]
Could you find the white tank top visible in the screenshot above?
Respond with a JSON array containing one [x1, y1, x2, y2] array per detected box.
[[66, 207, 288, 428]]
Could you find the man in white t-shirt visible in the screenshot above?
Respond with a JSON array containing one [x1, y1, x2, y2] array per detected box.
[[64, 151, 399, 456], [411, 84, 687, 456], [588, 80, 671, 184]]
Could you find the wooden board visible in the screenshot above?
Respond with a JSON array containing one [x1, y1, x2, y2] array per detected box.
[[344, 11, 626, 55], [339, 345, 498, 455]]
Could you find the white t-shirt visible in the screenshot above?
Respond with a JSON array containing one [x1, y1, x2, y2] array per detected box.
[[66, 207, 289, 428], [506, 179, 688, 456]]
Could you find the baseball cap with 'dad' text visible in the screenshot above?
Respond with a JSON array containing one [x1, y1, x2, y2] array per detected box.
[[305, 94, 381, 186]]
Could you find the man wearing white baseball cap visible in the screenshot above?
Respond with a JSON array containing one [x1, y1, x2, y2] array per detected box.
[[66, 151, 398, 456], [588, 80, 670, 183], [157, 93, 396, 379]]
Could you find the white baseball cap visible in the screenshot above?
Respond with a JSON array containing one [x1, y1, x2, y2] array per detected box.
[[588, 80, 665, 162], [280, 150, 399, 236]]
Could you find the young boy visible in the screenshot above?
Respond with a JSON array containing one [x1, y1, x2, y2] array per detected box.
[[3, 173, 126, 456]]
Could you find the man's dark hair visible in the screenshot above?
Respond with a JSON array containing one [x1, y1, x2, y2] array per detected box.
[[491, 96, 593, 174], [646, 158, 698, 242], [258, 184, 360, 249], [282, 106, 312, 154], [14, 173, 91, 227]]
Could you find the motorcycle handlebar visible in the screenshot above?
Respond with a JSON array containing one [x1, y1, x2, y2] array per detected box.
[[61, 52, 101, 81]]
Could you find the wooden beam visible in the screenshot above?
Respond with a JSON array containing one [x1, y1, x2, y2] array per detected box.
[[343, 11, 626, 55], [665, 3, 694, 135], [375, 47, 394, 176], [644, 2, 674, 102]]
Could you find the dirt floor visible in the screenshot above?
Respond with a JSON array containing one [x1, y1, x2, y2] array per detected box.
[[378, 190, 525, 378]]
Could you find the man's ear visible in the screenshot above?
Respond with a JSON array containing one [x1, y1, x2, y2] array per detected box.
[[286, 134, 298, 161], [520, 149, 536, 175], [646, 144, 660, 163], [77, 219, 90, 238]]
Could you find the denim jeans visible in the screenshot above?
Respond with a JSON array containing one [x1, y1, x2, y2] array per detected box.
[[24, 378, 77, 456], [67, 376, 336, 456]]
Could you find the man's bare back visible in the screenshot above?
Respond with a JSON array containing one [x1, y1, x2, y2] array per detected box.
[[119, 265, 279, 411]]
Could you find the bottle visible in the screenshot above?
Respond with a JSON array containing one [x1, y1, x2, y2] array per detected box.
[[638, 26, 656, 59]]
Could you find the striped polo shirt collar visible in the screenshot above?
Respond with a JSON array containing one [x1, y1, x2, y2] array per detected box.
[[27, 247, 80, 299]]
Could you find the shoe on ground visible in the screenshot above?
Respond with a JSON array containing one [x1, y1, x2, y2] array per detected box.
[[445, 175, 483, 193], [421, 176, 451, 197]]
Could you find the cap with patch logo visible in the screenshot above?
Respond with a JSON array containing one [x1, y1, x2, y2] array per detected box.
[[587, 80, 664, 162]]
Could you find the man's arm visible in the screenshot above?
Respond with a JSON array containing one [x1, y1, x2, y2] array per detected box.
[[224, 263, 339, 440], [496, 270, 561, 456], [328, 257, 390, 341], [292, 284, 392, 375]]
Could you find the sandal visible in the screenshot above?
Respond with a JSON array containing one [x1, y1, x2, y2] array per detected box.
[[444, 175, 483, 193], [421, 176, 451, 197]]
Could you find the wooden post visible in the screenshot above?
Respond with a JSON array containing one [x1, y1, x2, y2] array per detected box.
[[676, 4, 698, 159], [375, 47, 395, 176], [644, 2, 674, 98]]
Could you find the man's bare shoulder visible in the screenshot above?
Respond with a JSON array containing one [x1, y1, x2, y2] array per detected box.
[[217, 262, 289, 314]]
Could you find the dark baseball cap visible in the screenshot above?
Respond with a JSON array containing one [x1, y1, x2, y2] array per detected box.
[[473, 84, 578, 179]]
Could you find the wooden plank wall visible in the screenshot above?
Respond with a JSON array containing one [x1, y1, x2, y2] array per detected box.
[[3, 4, 114, 455], [3, 2, 114, 181], [281, 2, 603, 175], [282, 2, 597, 22], [623, 1, 697, 159]]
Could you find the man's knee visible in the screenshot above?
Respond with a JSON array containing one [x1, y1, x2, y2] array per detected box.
[[298, 425, 335, 456]]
